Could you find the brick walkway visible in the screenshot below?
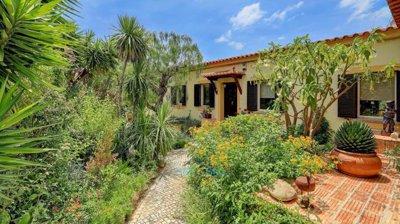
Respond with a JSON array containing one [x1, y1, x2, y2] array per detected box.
[[129, 149, 189, 224], [258, 155, 400, 224]]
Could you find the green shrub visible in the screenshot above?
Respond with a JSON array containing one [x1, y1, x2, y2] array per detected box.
[[69, 92, 118, 141], [6, 90, 121, 223], [181, 187, 220, 224], [68, 92, 120, 159], [334, 121, 376, 153], [84, 161, 153, 224], [173, 132, 190, 149], [172, 115, 201, 135], [296, 117, 332, 145], [112, 103, 177, 170], [187, 114, 319, 223], [5, 146, 92, 223]]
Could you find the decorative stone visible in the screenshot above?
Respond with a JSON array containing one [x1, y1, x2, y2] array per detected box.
[[266, 179, 297, 202]]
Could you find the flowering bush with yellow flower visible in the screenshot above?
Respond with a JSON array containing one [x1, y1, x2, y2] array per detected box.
[[186, 113, 323, 223]]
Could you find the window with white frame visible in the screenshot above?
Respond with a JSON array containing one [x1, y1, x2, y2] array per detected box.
[[259, 82, 276, 109], [359, 77, 395, 117]]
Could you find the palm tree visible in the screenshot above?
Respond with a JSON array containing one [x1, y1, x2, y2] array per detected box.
[[112, 15, 147, 114], [70, 33, 118, 85]]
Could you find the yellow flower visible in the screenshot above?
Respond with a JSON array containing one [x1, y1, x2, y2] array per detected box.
[[210, 154, 217, 166], [290, 158, 297, 164]]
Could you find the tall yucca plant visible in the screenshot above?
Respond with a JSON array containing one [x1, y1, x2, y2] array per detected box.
[[125, 63, 149, 109], [113, 15, 147, 114], [0, 0, 74, 87], [153, 103, 176, 158], [0, 79, 51, 199]]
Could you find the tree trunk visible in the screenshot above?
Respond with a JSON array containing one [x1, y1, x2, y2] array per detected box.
[[157, 73, 171, 106], [69, 67, 89, 86], [118, 59, 129, 114]]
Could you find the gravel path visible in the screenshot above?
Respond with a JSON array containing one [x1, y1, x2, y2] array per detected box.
[[129, 149, 190, 224]]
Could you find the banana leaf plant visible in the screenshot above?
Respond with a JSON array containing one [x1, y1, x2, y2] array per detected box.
[[0, 78, 52, 200]]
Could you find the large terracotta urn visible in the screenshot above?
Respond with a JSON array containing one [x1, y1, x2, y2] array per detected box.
[[331, 148, 382, 177]]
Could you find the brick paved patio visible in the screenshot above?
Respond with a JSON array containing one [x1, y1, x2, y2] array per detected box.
[[258, 154, 400, 224]]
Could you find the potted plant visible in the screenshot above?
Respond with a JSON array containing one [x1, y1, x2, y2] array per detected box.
[[331, 121, 381, 177], [201, 106, 212, 119]]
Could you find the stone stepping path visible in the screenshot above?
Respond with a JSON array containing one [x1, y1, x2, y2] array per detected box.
[[129, 149, 189, 224]]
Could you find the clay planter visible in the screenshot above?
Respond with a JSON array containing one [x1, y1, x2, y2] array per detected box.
[[331, 148, 382, 177], [295, 176, 316, 192], [204, 114, 212, 119]]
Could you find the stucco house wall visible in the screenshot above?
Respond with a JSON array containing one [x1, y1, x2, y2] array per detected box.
[[169, 29, 400, 131]]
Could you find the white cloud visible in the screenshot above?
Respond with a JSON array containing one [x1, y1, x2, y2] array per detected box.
[[278, 36, 285, 40], [339, 0, 373, 21], [230, 2, 266, 29], [215, 30, 244, 50], [265, 1, 304, 23], [228, 41, 244, 50], [216, 2, 267, 50], [339, 0, 390, 23], [216, 30, 232, 43], [369, 7, 391, 20]]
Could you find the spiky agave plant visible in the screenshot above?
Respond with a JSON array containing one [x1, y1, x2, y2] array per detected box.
[[334, 121, 376, 153]]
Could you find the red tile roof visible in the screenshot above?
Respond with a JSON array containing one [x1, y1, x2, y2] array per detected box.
[[205, 27, 400, 66], [205, 53, 259, 66], [202, 70, 245, 79], [388, 0, 400, 27], [320, 26, 399, 43]]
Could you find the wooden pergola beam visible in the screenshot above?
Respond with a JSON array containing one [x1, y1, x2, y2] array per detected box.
[[207, 78, 218, 94], [234, 77, 242, 94]]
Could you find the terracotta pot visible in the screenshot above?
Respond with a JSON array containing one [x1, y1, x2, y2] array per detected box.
[[204, 114, 212, 119], [331, 148, 382, 177], [295, 176, 316, 192]]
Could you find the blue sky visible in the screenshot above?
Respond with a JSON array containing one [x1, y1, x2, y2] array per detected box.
[[75, 0, 393, 61]]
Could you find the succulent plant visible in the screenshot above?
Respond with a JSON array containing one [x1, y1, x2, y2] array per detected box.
[[334, 121, 376, 153]]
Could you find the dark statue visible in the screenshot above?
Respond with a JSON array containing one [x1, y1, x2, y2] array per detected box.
[[382, 101, 396, 134]]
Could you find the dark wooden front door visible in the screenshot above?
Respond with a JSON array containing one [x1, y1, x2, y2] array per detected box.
[[224, 83, 237, 117]]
